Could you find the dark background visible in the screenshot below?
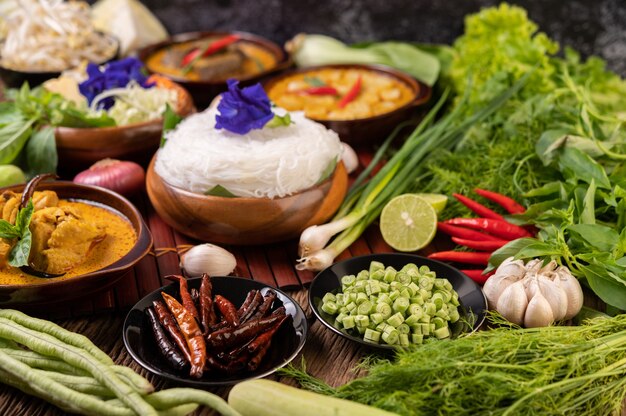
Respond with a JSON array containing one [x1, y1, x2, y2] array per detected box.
[[131, 0, 626, 75]]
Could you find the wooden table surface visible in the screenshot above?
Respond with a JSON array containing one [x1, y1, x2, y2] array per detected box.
[[0, 148, 429, 414]]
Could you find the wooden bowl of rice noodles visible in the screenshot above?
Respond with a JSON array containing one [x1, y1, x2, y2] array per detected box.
[[147, 106, 349, 245]]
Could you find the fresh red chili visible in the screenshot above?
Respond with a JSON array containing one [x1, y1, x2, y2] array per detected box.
[[152, 300, 192, 364], [199, 274, 218, 332], [166, 275, 199, 320], [451, 237, 509, 251], [445, 218, 532, 240], [180, 34, 241, 68], [453, 193, 504, 221], [437, 222, 502, 242], [460, 269, 495, 285], [161, 292, 206, 378], [428, 251, 491, 265], [474, 188, 526, 214], [337, 75, 362, 108], [294, 86, 338, 96]]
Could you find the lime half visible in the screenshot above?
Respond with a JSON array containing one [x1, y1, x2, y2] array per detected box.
[[380, 194, 438, 252], [413, 193, 448, 214]]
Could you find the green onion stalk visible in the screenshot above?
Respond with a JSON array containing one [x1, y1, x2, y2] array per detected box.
[[296, 72, 532, 271]]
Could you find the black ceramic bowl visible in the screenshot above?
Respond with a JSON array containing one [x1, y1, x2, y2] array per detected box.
[[309, 253, 487, 351], [123, 276, 308, 387]]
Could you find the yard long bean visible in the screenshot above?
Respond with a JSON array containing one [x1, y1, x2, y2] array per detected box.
[[0, 310, 113, 364], [0, 317, 157, 416]]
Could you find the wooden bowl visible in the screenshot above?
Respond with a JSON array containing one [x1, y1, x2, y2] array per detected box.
[[146, 155, 348, 245], [0, 181, 152, 306], [138, 31, 291, 108], [54, 75, 195, 174], [264, 64, 431, 146]]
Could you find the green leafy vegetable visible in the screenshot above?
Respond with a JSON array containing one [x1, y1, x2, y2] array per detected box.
[[160, 103, 182, 148], [0, 200, 34, 268], [25, 127, 57, 177], [204, 185, 237, 198]]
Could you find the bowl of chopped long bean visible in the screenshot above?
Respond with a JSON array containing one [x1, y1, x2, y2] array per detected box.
[[123, 275, 308, 386], [309, 253, 487, 350]]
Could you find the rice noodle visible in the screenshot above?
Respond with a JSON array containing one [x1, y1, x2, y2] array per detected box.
[[155, 107, 343, 199]]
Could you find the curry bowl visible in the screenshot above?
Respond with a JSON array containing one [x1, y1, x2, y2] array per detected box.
[[309, 253, 487, 351], [146, 155, 348, 245], [54, 75, 195, 174], [123, 276, 308, 387], [264, 64, 431, 145], [0, 181, 152, 306], [138, 31, 291, 108]]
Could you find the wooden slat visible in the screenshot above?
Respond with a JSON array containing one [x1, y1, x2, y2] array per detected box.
[[244, 246, 278, 287], [146, 205, 181, 284], [265, 242, 301, 290], [113, 268, 140, 311], [231, 245, 252, 278]]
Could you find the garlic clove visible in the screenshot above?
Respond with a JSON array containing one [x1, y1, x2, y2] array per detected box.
[[180, 243, 237, 278], [495, 257, 527, 280], [483, 274, 518, 309], [537, 275, 568, 321], [496, 280, 528, 326], [524, 291, 554, 328], [554, 266, 584, 320], [524, 259, 543, 275], [539, 260, 558, 274]]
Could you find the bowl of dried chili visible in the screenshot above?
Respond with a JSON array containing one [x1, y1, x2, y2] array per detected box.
[[123, 275, 308, 386]]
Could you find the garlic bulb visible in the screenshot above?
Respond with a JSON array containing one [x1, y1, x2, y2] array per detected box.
[[524, 290, 554, 328], [485, 258, 583, 327], [180, 244, 237, 277], [553, 266, 584, 319], [496, 280, 528, 326]]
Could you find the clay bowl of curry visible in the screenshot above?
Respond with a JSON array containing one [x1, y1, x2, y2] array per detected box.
[[146, 157, 349, 245], [138, 31, 290, 108], [0, 180, 152, 306], [264, 64, 431, 146], [54, 75, 195, 174]]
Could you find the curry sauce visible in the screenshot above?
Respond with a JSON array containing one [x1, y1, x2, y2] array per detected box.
[[0, 201, 136, 285]]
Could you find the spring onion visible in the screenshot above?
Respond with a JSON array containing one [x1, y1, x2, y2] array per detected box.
[[296, 72, 532, 272]]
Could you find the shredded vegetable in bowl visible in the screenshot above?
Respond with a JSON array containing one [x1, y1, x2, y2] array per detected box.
[[0, 0, 117, 72]]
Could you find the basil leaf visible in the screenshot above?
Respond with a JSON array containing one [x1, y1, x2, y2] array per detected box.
[[0, 102, 24, 125], [0, 221, 20, 240], [15, 200, 34, 235], [568, 223, 619, 253], [161, 104, 182, 148], [557, 147, 611, 189], [25, 127, 57, 176], [579, 262, 626, 310], [8, 227, 31, 268], [205, 185, 237, 198], [486, 238, 539, 271], [304, 76, 326, 87], [266, 113, 292, 128], [316, 158, 338, 185], [52, 106, 116, 128], [580, 178, 596, 225], [0, 118, 35, 164]]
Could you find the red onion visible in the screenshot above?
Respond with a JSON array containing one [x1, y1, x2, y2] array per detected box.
[[73, 159, 145, 196]]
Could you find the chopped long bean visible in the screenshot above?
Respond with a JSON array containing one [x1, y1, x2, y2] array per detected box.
[[0, 317, 157, 416]]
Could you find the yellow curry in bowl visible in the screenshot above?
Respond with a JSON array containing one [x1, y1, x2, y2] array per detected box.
[[0, 190, 136, 285], [267, 67, 415, 121], [145, 37, 278, 82]]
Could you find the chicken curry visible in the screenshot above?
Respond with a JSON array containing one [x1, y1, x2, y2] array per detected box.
[[146, 37, 277, 82], [267, 67, 415, 121], [0, 190, 136, 285]]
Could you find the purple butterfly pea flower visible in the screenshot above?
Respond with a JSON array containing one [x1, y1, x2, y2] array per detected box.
[[215, 79, 275, 135], [78, 57, 153, 110]]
